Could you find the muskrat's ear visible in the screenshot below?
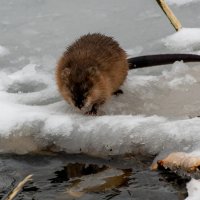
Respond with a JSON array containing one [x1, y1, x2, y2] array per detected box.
[[61, 67, 70, 78], [87, 66, 98, 75]]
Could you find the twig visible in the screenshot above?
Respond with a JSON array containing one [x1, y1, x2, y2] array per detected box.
[[156, 0, 182, 31], [5, 174, 33, 200]]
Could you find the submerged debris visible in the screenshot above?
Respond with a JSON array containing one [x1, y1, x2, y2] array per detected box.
[[152, 152, 200, 173]]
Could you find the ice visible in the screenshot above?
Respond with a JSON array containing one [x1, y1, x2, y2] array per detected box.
[[186, 179, 200, 200], [166, 0, 200, 6], [126, 47, 143, 57], [0, 45, 9, 57], [1, 0, 200, 174]]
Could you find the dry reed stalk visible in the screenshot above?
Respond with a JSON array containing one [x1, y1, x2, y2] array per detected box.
[[156, 0, 182, 31], [5, 174, 33, 200]]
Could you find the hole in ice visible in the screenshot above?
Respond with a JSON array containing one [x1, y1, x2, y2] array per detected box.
[[7, 81, 47, 93]]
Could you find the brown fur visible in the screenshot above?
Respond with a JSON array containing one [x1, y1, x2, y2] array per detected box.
[[56, 33, 128, 114]]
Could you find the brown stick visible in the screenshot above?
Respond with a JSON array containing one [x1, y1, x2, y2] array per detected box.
[[5, 175, 33, 200], [156, 0, 182, 31]]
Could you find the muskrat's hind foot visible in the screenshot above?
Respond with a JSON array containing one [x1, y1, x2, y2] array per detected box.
[[113, 89, 123, 96]]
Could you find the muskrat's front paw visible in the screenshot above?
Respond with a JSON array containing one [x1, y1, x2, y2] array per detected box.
[[85, 104, 98, 115], [113, 89, 123, 96]]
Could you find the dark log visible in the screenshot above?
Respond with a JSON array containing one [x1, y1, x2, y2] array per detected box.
[[128, 54, 200, 69]]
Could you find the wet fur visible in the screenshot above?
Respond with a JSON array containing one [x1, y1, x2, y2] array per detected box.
[[56, 33, 128, 114]]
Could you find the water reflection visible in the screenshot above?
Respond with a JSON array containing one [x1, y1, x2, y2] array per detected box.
[[50, 163, 131, 198], [0, 154, 188, 200]]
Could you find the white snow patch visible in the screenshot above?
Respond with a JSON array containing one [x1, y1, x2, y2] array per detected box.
[[168, 75, 196, 89], [186, 179, 200, 200], [162, 28, 200, 51]]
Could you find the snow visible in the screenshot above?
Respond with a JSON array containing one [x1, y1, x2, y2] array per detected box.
[[186, 179, 200, 200], [162, 28, 200, 52], [1, 0, 200, 197]]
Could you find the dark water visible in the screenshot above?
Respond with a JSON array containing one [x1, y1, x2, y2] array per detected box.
[[0, 153, 189, 200]]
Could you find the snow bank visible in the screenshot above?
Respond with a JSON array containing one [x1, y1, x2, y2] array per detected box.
[[186, 179, 200, 200], [162, 28, 200, 52]]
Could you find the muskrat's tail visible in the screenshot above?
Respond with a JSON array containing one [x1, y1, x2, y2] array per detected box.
[[128, 54, 200, 69]]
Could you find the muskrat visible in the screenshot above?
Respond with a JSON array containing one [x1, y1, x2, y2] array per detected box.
[[56, 33, 128, 114], [56, 33, 200, 115]]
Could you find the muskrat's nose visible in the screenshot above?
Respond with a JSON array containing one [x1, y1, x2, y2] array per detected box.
[[75, 102, 84, 110]]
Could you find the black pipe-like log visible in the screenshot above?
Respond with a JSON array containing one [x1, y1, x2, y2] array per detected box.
[[128, 54, 200, 69]]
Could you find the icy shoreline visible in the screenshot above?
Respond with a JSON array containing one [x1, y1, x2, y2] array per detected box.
[[1, 59, 200, 158]]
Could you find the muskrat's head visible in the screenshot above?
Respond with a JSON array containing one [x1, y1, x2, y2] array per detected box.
[[60, 65, 107, 111]]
